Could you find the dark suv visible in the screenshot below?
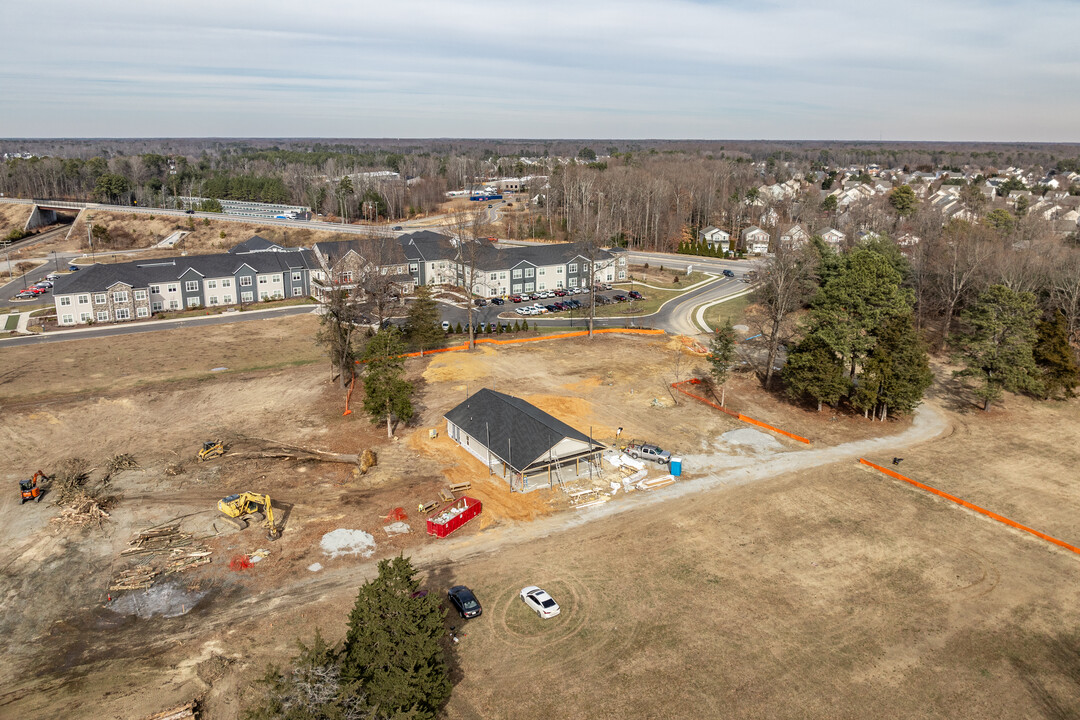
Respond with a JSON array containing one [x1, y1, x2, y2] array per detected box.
[[722, 269, 736, 278]]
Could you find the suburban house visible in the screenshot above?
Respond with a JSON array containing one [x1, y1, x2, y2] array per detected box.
[[227, 235, 286, 254], [740, 226, 771, 255], [444, 388, 606, 491], [51, 242, 315, 326], [698, 226, 731, 250], [463, 242, 627, 298], [779, 224, 809, 250], [398, 231, 460, 287], [820, 228, 846, 249]]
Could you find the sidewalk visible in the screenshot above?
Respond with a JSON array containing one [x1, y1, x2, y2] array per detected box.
[[0, 311, 32, 334]]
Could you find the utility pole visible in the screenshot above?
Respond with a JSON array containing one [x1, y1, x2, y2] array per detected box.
[[87, 214, 96, 263]]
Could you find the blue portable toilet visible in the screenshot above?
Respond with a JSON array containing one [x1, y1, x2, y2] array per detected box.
[[670, 457, 682, 477]]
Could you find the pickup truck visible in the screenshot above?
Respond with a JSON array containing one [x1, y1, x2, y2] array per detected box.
[[624, 442, 671, 464]]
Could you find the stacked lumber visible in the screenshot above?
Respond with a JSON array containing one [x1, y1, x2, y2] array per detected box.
[[111, 524, 212, 591], [143, 700, 198, 720]]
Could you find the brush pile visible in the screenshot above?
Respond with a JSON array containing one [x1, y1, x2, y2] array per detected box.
[[49, 456, 120, 529], [103, 453, 140, 483]]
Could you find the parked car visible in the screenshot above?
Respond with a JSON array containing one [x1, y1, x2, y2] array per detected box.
[[27, 286, 46, 295], [509, 294, 523, 303], [68, 265, 79, 271], [392, 225, 403, 231], [13, 290, 36, 300], [447, 587, 481, 621], [491, 297, 505, 305], [185, 209, 195, 214], [543, 304, 557, 313], [613, 294, 628, 302], [515, 307, 528, 315], [45, 273, 60, 281], [554, 289, 568, 297], [624, 442, 671, 464], [520, 586, 560, 619], [569, 300, 582, 309], [478, 322, 488, 332], [629, 290, 644, 300], [473, 298, 487, 307], [441, 320, 451, 331], [722, 269, 736, 278]]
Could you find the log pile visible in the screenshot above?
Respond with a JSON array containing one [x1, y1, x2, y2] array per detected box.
[[110, 524, 212, 591], [50, 491, 114, 528], [143, 700, 198, 720]]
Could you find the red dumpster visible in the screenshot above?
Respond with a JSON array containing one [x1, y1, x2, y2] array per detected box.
[[426, 496, 482, 538]]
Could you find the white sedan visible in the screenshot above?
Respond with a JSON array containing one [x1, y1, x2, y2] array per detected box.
[[520, 586, 560, 618]]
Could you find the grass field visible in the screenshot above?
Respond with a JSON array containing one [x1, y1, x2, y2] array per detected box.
[[703, 292, 751, 329]]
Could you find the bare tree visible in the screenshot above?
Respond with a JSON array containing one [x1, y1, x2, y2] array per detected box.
[[929, 222, 993, 350], [443, 209, 488, 349], [752, 245, 819, 389]]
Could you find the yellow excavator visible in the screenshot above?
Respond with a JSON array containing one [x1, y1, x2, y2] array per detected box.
[[218, 492, 281, 540], [198, 440, 225, 462]]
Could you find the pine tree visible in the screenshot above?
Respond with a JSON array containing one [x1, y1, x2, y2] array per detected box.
[[955, 284, 1041, 411], [404, 285, 443, 356], [707, 321, 738, 406], [340, 556, 451, 720], [1034, 310, 1079, 399], [454, 322, 462, 334], [851, 314, 933, 419], [782, 334, 849, 412], [361, 328, 414, 437]]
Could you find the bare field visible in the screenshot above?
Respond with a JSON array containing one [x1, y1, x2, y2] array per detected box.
[[0, 313, 324, 401], [3, 325, 1079, 719]]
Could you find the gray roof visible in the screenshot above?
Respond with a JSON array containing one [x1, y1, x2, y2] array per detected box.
[[228, 235, 283, 253], [398, 231, 458, 262], [444, 388, 603, 472], [313, 237, 407, 267], [52, 246, 315, 295]]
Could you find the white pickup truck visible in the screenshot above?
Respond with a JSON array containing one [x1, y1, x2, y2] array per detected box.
[[624, 442, 671, 464]]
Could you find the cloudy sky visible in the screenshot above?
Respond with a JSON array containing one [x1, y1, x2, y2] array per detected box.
[[2, 0, 1078, 140]]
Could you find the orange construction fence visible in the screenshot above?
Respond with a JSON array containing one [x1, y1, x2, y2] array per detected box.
[[859, 458, 1080, 557], [342, 375, 355, 416], [359, 328, 666, 363], [670, 379, 811, 444]]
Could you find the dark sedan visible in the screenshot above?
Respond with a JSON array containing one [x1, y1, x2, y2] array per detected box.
[[448, 585, 482, 619]]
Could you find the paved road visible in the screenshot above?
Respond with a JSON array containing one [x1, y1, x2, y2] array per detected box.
[[0, 305, 316, 347]]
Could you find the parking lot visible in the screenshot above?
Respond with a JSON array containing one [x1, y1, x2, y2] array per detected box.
[[438, 286, 654, 331]]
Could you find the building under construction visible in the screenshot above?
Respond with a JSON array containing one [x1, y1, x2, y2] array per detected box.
[[444, 388, 606, 492]]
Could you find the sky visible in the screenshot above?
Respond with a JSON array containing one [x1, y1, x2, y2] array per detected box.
[[2, 0, 1078, 141]]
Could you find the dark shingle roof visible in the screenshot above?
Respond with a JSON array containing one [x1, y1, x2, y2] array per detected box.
[[397, 231, 457, 262], [52, 246, 315, 295], [444, 388, 602, 472], [228, 235, 282, 253]]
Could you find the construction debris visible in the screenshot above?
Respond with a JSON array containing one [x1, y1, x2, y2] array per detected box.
[[142, 700, 198, 720], [51, 491, 115, 529], [111, 523, 212, 591], [104, 453, 140, 482], [165, 463, 184, 476], [232, 435, 362, 465], [52, 457, 92, 505]]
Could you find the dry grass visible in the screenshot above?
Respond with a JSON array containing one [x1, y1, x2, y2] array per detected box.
[[0, 313, 324, 401], [0, 203, 33, 234]]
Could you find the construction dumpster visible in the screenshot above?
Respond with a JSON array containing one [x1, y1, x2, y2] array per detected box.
[[426, 496, 482, 538]]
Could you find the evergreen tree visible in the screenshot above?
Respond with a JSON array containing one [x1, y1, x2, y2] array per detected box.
[[341, 557, 451, 720], [361, 328, 414, 437], [782, 334, 849, 411], [404, 286, 443, 356], [851, 314, 933, 419], [1034, 310, 1079, 399], [454, 322, 462, 334], [707, 321, 738, 406], [954, 284, 1041, 411]]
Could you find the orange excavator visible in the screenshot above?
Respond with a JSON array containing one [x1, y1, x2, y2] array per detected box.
[[20, 470, 47, 504]]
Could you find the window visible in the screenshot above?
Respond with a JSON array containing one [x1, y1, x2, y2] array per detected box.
[[115, 308, 131, 320], [113, 291, 129, 304], [524, 282, 534, 292], [61, 314, 73, 325], [512, 269, 522, 279], [136, 306, 149, 318], [617, 271, 626, 280], [222, 295, 233, 304], [150, 285, 160, 294], [79, 312, 91, 322], [556, 280, 563, 288], [258, 275, 268, 284], [94, 293, 106, 305], [341, 271, 354, 282], [292, 287, 303, 297], [569, 263, 578, 273], [569, 277, 579, 287], [167, 283, 178, 293], [260, 291, 269, 301], [241, 291, 253, 302], [78, 294, 89, 304], [96, 310, 109, 322], [538, 268, 546, 276], [206, 280, 217, 290], [240, 276, 252, 287], [151, 301, 163, 312], [524, 268, 534, 278], [208, 296, 218, 306], [60, 296, 71, 306], [169, 300, 179, 310], [185, 280, 199, 292], [272, 274, 282, 283], [538, 283, 546, 290], [221, 279, 231, 288], [489, 273, 497, 280], [409, 263, 419, 273], [134, 290, 147, 301], [500, 272, 507, 279], [556, 267, 563, 274], [187, 297, 199, 308], [292, 272, 302, 282], [607, 272, 615, 281]]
